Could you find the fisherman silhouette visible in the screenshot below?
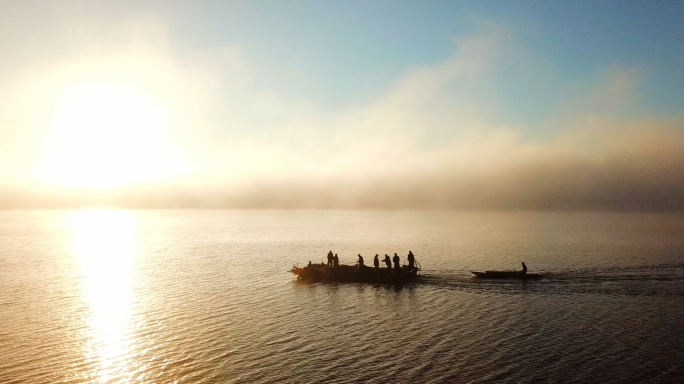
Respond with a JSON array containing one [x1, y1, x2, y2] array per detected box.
[[358, 254, 364, 268], [384, 254, 392, 270], [393, 253, 400, 273], [327, 250, 334, 267], [521, 262, 527, 275], [374, 254, 379, 270], [333, 254, 339, 268], [407, 251, 415, 268]]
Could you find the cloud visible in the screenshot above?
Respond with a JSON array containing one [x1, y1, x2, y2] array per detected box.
[[0, 12, 683, 211]]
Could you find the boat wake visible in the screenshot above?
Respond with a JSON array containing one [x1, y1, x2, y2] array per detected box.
[[413, 264, 684, 297]]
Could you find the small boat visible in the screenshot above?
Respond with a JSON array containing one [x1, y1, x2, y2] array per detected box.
[[471, 270, 541, 279], [291, 263, 421, 286]]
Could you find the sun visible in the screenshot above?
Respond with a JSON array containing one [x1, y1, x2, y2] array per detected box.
[[38, 84, 176, 189]]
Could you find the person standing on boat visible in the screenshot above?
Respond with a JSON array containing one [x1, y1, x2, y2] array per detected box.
[[374, 254, 379, 271], [393, 253, 400, 273], [407, 251, 415, 269], [384, 254, 392, 271], [333, 253, 339, 268], [327, 250, 334, 267], [521, 262, 527, 275], [357, 254, 364, 269]]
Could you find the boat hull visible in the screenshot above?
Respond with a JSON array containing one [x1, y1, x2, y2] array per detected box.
[[471, 271, 541, 279], [294, 264, 419, 285]]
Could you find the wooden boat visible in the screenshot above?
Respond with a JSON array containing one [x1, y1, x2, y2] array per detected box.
[[471, 270, 541, 279], [291, 263, 420, 286]]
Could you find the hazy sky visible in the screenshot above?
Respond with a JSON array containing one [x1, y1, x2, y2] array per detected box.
[[1, 1, 683, 209]]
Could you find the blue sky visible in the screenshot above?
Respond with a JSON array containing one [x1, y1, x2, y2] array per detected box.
[[155, 1, 684, 116], [1, 1, 683, 209]]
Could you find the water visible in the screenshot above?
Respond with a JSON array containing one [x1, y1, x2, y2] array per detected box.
[[1, 210, 683, 383]]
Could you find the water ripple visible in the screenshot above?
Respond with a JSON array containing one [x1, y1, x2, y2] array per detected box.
[[2, 210, 684, 383]]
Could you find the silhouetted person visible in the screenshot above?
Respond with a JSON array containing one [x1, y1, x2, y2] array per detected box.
[[393, 253, 400, 273], [521, 262, 527, 275], [374, 254, 379, 270], [327, 250, 334, 267], [407, 251, 415, 268], [358, 254, 364, 269], [333, 254, 339, 268], [384, 254, 392, 270]]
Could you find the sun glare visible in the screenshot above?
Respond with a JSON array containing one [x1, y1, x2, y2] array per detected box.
[[38, 84, 176, 189], [68, 209, 136, 381]]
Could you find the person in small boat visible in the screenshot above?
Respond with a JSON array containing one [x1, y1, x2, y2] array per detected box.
[[374, 254, 379, 271], [407, 251, 415, 268], [327, 250, 334, 267], [384, 254, 392, 270], [521, 262, 527, 275], [333, 253, 339, 268], [393, 253, 400, 272], [358, 254, 364, 268]]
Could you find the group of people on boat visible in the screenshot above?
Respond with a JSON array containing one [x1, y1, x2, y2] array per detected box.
[[326, 250, 417, 274], [301, 251, 532, 283]]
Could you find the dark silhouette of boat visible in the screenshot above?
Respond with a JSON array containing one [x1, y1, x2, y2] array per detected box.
[[471, 270, 541, 279], [291, 263, 421, 286]]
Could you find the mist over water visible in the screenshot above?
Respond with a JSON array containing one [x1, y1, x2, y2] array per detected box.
[[1, 210, 683, 383]]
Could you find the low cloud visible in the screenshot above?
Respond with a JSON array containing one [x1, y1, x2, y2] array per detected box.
[[1, 12, 683, 211]]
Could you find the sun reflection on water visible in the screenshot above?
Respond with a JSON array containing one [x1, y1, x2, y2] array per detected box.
[[68, 210, 137, 382]]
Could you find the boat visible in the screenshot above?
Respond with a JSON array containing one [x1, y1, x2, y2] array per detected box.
[[291, 263, 421, 286], [471, 270, 541, 279]]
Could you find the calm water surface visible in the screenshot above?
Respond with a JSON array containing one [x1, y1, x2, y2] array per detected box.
[[1, 210, 683, 383]]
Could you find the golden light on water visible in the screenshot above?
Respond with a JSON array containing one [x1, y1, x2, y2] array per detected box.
[[68, 210, 137, 382]]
